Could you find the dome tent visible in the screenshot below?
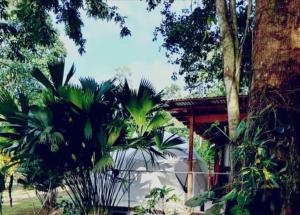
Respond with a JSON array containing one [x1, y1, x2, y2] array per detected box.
[[116, 134, 208, 209]]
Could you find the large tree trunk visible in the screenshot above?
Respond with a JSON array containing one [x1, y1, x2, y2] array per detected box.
[[250, 0, 300, 214]]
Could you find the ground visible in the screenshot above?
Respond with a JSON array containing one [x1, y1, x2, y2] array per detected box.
[[2, 187, 66, 215]]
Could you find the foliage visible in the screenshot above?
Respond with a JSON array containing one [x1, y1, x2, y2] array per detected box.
[[154, 1, 221, 89], [120, 79, 165, 136], [167, 121, 212, 167], [0, 172, 4, 214], [0, 61, 184, 214], [0, 0, 131, 59], [57, 199, 80, 215], [185, 187, 251, 215], [153, 0, 252, 94], [135, 186, 182, 215], [0, 38, 66, 103], [185, 114, 288, 214], [162, 84, 183, 100], [195, 140, 216, 166], [185, 190, 215, 208], [0, 153, 16, 213]]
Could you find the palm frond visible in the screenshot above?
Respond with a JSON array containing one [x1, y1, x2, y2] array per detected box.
[[0, 132, 20, 140], [0, 89, 18, 117], [28, 107, 51, 130], [161, 134, 184, 150], [32, 68, 55, 93], [84, 119, 93, 140], [64, 63, 76, 86], [98, 80, 115, 97], [119, 79, 164, 136], [80, 77, 98, 93], [107, 124, 123, 146], [138, 79, 156, 99], [93, 154, 114, 172], [58, 85, 91, 110], [48, 61, 65, 89], [147, 111, 169, 132]]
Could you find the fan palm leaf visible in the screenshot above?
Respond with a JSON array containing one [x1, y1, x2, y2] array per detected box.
[[0, 89, 19, 117], [32, 61, 75, 95], [120, 79, 165, 136], [64, 64, 76, 86], [48, 62, 65, 89]]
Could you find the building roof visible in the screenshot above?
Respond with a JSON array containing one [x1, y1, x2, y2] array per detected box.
[[163, 96, 248, 142]]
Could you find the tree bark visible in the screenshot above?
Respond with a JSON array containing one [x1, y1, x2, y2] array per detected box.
[[216, 0, 244, 183], [216, 0, 241, 140], [250, 0, 300, 214]]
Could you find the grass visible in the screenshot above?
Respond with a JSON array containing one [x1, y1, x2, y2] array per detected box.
[[2, 189, 68, 215], [2, 198, 41, 215]]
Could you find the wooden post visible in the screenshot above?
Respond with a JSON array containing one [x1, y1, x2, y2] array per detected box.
[[187, 115, 194, 200]]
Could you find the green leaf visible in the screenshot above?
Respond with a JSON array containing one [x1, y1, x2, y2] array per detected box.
[[236, 193, 248, 207], [107, 126, 122, 146], [48, 61, 64, 89], [64, 63, 76, 86], [98, 80, 114, 96], [0, 89, 18, 116], [0, 173, 5, 192], [220, 188, 237, 202], [147, 111, 169, 131], [32, 68, 55, 93], [231, 206, 250, 215], [185, 191, 215, 208], [80, 77, 98, 92], [58, 86, 84, 109], [84, 119, 92, 140], [93, 154, 114, 171], [235, 120, 246, 140], [205, 203, 223, 215]]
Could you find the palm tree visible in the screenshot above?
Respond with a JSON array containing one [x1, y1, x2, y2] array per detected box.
[[119, 79, 183, 166], [0, 62, 184, 214], [119, 79, 165, 136]]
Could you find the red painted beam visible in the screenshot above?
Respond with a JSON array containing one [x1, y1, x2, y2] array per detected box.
[[166, 104, 227, 112], [187, 115, 194, 199], [193, 113, 247, 123]]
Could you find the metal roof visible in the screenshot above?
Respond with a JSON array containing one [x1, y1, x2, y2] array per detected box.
[[163, 96, 248, 142]]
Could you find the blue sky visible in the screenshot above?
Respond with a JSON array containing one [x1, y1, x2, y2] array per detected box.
[[57, 1, 190, 91]]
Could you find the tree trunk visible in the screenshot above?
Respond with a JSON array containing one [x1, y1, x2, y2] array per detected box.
[[216, 0, 242, 182], [250, 0, 300, 214], [216, 0, 241, 139]]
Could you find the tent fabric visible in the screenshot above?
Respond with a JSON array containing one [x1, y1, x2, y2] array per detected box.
[[117, 140, 208, 208]]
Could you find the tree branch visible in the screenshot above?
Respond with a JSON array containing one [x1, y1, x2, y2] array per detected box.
[[230, 0, 239, 52], [216, 0, 231, 37], [240, 0, 252, 50]]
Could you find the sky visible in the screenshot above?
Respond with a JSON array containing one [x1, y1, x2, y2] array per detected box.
[[57, 0, 191, 91]]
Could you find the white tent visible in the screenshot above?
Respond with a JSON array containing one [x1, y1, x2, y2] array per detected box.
[[117, 138, 208, 209]]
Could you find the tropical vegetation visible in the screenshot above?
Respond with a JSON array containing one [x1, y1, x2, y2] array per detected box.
[[135, 186, 184, 215], [0, 61, 183, 214], [0, 0, 299, 214]]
